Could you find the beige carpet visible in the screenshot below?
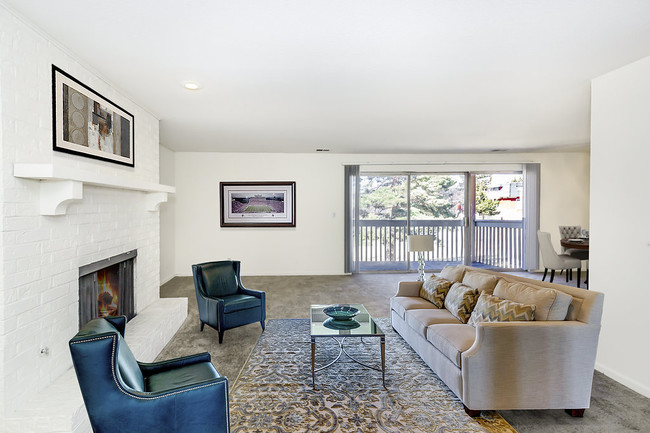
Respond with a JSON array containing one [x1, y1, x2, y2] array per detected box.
[[229, 318, 516, 433]]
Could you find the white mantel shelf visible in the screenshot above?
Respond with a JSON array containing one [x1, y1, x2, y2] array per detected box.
[[14, 163, 175, 215]]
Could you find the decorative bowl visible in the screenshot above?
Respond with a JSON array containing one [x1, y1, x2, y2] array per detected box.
[[323, 317, 360, 330], [322, 305, 359, 321]]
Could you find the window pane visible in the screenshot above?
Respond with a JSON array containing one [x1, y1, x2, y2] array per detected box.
[[410, 174, 465, 268], [476, 173, 523, 221], [358, 175, 408, 271]]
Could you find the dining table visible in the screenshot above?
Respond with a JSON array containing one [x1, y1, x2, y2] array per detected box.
[[560, 237, 589, 251]]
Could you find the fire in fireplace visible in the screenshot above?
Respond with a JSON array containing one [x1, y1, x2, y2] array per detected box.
[[79, 250, 136, 329]]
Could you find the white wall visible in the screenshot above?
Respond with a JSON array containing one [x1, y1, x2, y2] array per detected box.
[[169, 151, 589, 276], [159, 145, 176, 284], [0, 7, 162, 418], [591, 55, 650, 398]]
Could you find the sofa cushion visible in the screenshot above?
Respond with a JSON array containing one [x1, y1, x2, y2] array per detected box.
[[444, 283, 479, 324], [390, 296, 438, 320], [419, 276, 453, 308], [467, 292, 536, 327], [405, 309, 462, 337], [493, 280, 573, 321], [439, 265, 466, 283], [426, 324, 476, 368], [462, 270, 499, 294]]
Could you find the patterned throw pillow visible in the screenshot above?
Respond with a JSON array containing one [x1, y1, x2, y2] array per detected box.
[[443, 283, 479, 323], [420, 276, 453, 308], [468, 292, 536, 327]]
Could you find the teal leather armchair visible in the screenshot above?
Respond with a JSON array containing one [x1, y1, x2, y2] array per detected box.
[[69, 316, 230, 433], [192, 260, 266, 344]]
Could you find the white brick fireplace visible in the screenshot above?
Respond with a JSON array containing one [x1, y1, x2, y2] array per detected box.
[[1, 7, 185, 432]]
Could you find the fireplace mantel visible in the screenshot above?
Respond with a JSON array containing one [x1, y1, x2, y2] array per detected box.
[[13, 163, 175, 215]]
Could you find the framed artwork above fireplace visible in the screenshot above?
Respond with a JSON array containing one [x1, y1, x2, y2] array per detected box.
[[52, 65, 135, 167]]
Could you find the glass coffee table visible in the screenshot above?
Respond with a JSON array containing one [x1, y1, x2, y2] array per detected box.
[[310, 303, 386, 388]]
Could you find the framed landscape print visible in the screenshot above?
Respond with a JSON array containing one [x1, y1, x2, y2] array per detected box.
[[220, 181, 296, 227], [52, 65, 135, 167]]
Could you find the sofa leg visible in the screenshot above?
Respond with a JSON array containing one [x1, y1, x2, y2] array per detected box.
[[200, 322, 205, 332], [218, 331, 224, 344], [550, 269, 555, 282], [542, 268, 548, 281], [260, 320, 265, 331], [463, 405, 481, 417], [565, 409, 585, 417], [576, 268, 581, 288]]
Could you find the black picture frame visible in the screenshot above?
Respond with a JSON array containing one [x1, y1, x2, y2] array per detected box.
[[52, 65, 135, 167], [220, 181, 296, 227]]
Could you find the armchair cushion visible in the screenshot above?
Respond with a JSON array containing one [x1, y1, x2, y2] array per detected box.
[[222, 294, 262, 313], [116, 335, 145, 392], [201, 262, 239, 297], [145, 362, 221, 393]]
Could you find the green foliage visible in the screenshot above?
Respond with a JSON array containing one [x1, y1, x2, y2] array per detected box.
[[359, 175, 463, 220], [410, 175, 459, 219], [475, 178, 500, 217], [359, 176, 407, 219]]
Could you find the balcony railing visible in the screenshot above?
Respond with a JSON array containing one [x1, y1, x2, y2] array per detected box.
[[358, 219, 523, 270]]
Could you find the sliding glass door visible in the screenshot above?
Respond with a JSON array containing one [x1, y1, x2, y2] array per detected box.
[[356, 171, 525, 272], [358, 173, 466, 271], [409, 174, 466, 269], [471, 173, 524, 269], [358, 175, 409, 271]]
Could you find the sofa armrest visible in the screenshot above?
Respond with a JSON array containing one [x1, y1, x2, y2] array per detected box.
[[395, 281, 423, 297], [461, 320, 601, 410]]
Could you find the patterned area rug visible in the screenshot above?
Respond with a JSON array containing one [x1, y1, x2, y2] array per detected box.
[[230, 318, 516, 433]]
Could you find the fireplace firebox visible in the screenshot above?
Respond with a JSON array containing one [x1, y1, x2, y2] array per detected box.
[[78, 250, 136, 329]]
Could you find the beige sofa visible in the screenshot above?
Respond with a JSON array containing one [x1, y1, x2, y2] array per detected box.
[[390, 265, 604, 416]]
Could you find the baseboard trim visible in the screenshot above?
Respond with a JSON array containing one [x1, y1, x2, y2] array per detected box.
[[595, 363, 650, 398]]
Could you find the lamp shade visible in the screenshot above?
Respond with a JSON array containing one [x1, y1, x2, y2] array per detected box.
[[408, 235, 433, 252]]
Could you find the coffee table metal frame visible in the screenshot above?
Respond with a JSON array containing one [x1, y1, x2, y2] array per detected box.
[[310, 303, 386, 389]]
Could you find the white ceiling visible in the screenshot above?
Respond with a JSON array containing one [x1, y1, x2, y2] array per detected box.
[[4, 0, 650, 153]]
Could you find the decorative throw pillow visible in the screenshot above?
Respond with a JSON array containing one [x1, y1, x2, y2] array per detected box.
[[439, 265, 466, 283], [443, 282, 479, 323], [493, 280, 572, 321], [420, 276, 453, 308], [462, 270, 499, 294], [468, 292, 536, 327]]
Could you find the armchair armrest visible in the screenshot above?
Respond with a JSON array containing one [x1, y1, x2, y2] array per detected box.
[[115, 376, 230, 432], [239, 286, 264, 299], [139, 352, 212, 375], [394, 281, 423, 297], [461, 320, 601, 410]]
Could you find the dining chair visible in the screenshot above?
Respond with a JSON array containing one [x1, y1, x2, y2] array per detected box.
[[559, 225, 589, 283], [538, 231, 583, 288]]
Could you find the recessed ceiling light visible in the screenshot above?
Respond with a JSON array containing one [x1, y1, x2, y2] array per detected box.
[[183, 81, 200, 90]]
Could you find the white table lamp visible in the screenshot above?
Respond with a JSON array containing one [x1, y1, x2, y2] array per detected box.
[[408, 234, 433, 281]]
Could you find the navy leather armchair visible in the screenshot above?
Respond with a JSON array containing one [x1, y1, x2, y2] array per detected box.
[[69, 316, 230, 433], [192, 260, 266, 344]]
